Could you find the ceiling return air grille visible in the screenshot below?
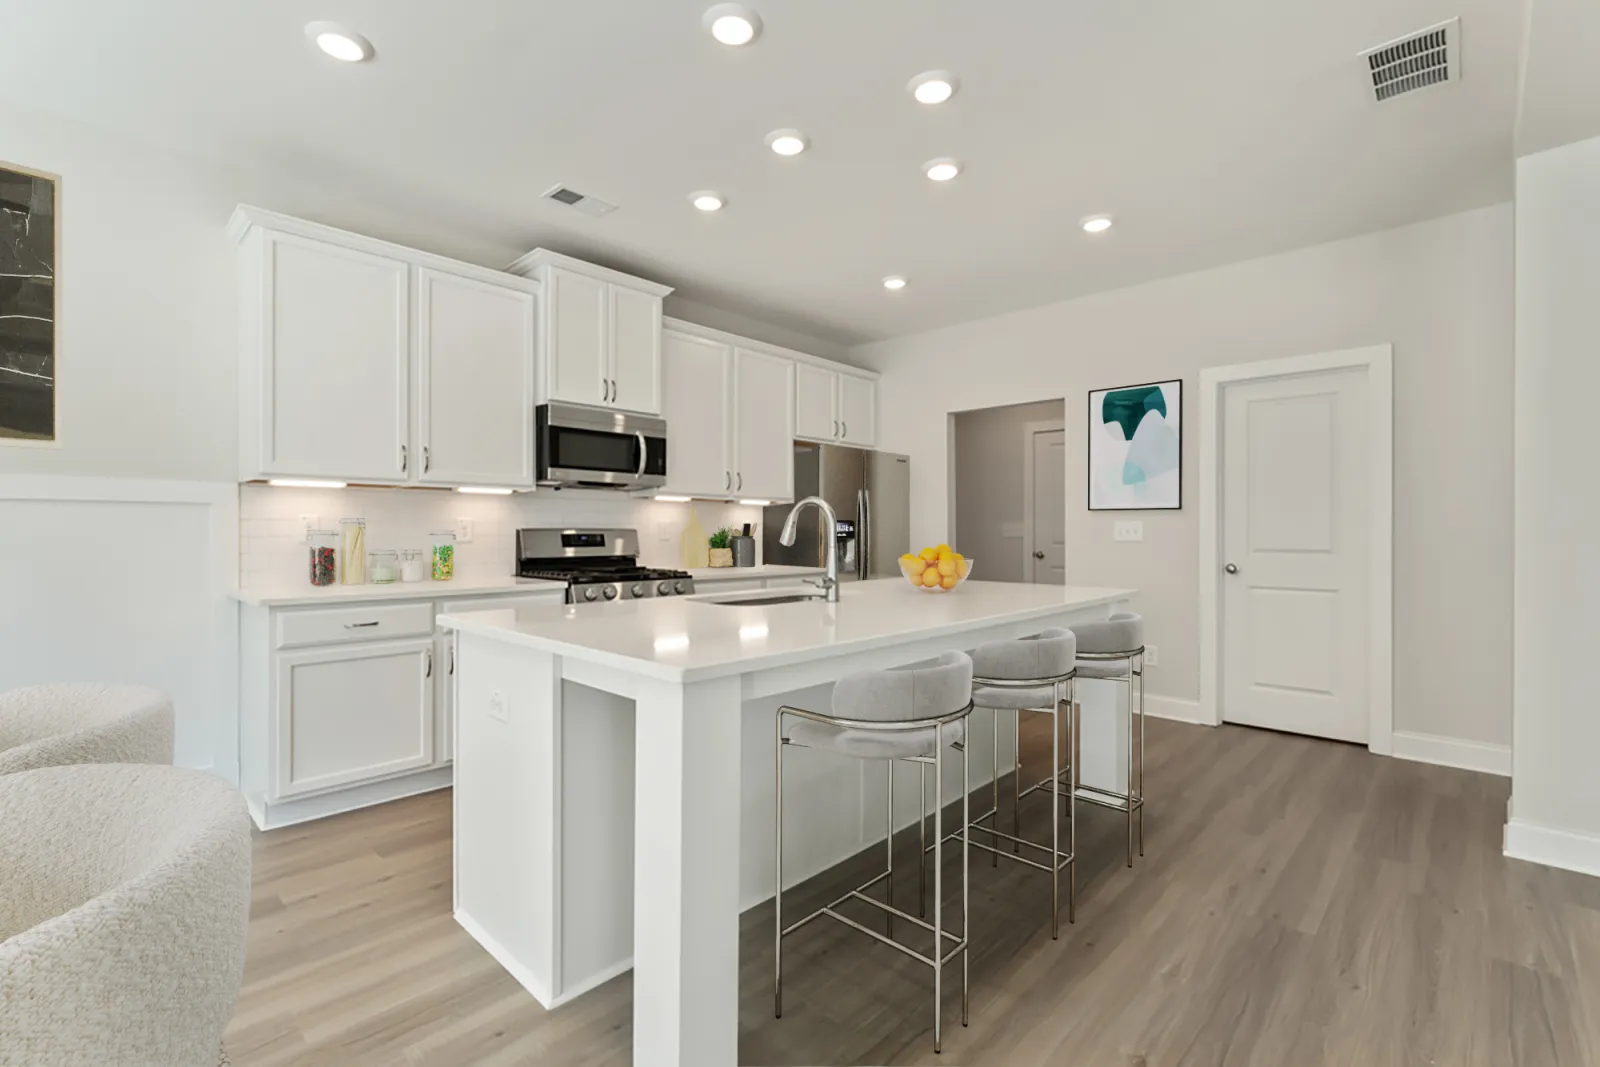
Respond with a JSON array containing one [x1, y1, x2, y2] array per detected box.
[[1361, 18, 1459, 102], [541, 184, 618, 217]]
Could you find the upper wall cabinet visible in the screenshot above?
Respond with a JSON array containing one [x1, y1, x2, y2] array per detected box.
[[232, 207, 540, 488], [795, 364, 877, 448], [509, 250, 672, 416]]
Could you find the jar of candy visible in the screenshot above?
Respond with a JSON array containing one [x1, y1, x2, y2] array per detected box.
[[307, 530, 337, 587], [368, 550, 399, 584], [400, 549, 425, 583], [339, 518, 367, 585], [430, 531, 456, 581]]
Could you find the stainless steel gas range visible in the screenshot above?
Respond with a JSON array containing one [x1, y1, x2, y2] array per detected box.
[[514, 528, 695, 604]]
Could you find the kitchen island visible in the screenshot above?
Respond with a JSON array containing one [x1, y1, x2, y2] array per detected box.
[[439, 578, 1135, 1067]]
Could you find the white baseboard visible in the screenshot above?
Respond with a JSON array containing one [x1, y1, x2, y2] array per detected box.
[[455, 908, 554, 1007], [1391, 731, 1511, 777], [550, 955, 634, 1008], [249, 766, 453, 830], [1143, 694, 1209, 725], [1504, 818, 1600, 878]]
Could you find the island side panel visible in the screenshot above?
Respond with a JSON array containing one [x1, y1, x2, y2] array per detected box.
[[633, 674, 744, 1067], [452, 632, 559, 1005]]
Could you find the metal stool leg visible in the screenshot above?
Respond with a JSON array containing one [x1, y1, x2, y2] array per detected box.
[[990, 708, 999, 868], [1050, 690, 1061, 939], [919, 761, 927, 918], [1126, 672, 1135, 868], [1067, 679, 1076, 923], [933, 730, 944, 1054], [961, 734, 970, 1028], [774, 717, 784, 1019], [1012, 709, 1021, 853], [1137, 655, 1145, 858], [886, 759, 895, 937]]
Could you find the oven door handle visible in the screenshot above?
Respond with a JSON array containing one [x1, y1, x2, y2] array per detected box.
[[635, 431, 648, 477]]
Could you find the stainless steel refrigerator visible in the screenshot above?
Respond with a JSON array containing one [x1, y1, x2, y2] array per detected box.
[[763, 444, 911, 579]]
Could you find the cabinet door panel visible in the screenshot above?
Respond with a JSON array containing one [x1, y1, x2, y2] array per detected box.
[[273, 639, 434, 799], [662, 330, 733, 498], [734, 349, 795, 502], [417, 269, 536, 487], [794, 363, 838, 442], [609, 285, 662, 414], [838, 374, 877, 447], [547, 268, 608, 405], [262, 234, 409, 480]]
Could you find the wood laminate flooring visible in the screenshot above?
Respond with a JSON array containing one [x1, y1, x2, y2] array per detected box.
[[227, 717, 1600, 1066]]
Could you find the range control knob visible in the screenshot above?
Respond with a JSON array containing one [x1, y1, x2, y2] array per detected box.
[[582, 587, 599, 602], [630, 583, 644, 598], [602, 585, 619, 601], [657, 581, 673, 595], [674, 580, 688, 594]]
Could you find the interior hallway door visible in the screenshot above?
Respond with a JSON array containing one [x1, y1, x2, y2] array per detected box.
[[1030, 429, 1066, 583]]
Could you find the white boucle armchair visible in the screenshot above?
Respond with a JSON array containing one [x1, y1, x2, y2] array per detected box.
[[0, 683, 174, 775], [0, 764, 252, 1067]]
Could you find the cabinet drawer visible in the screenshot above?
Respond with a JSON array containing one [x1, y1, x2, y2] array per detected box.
[[275, 602, 434, 648]]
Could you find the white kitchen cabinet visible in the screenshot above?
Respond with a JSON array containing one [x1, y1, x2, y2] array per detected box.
[[795, 365, 878, 448], [243, 229, 411, 482], [510, 250, 672, 416], [733, 348, 795, 501], [273, 638, 435, 799], [415, 268, 537, 488], [662, 328, 734, 498]]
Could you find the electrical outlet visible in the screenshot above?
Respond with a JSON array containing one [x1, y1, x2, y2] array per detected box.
[[657, 521, 674, 543], [487, 690, 508, 722], [455, 517, 475, 544], [1145, 644, 1159, 667], [1113, 521, 1144, 543], [299, 514, 319, 538]]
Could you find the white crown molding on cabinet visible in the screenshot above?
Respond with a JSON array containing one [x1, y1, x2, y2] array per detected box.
[[508, 248, 675, 298], [661, 316, 879, 380]]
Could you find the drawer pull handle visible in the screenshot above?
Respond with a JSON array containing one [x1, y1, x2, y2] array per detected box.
[[345, 621, 381, 629]]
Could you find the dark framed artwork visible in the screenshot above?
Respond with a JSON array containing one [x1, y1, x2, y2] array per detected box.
[[1087, 378, 1182, 510], [1, 162, 57, 444]]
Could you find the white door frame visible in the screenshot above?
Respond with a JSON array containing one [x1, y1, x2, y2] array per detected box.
[[1198, 344, 1394, 754], [1019, 419, 1066, 582]]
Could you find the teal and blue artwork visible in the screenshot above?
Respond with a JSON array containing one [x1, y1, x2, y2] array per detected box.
[[1088, 379, 1181, 510]]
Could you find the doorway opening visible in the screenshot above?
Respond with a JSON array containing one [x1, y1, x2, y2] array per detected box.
[[951, 399, 1066, 584]]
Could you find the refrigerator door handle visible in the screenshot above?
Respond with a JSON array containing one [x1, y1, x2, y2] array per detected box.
[[857, 487, 871, 580]]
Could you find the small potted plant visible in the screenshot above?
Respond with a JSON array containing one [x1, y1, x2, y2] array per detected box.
[[708, 527, 735, 568]]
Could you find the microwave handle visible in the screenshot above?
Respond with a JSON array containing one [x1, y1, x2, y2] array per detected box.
[[635, 432, 648, 477]]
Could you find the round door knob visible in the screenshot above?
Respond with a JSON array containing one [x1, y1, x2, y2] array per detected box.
[[1033, 551, 1045, 559], [631, 583, 644, 598], [1224, 563, 1239, 574], [674, 580, 688, 594], [583, 587, 599, 602], [657, 581, 672, 595], [603, 585, 619, 601]]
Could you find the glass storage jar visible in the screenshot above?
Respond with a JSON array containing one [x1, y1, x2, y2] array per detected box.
[[430, 531, 456, 581], [307, 530, 338, 587], [368, 550, 399, 584], [400, 549, 425, 583], [338, 518, 367, 585]]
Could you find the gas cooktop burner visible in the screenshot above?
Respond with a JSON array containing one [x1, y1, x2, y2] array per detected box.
[[513, 527, 695, 604]]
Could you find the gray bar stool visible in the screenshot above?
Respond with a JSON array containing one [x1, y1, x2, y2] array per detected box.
[[775, 650, 975, 1054], [1072, 612, 1146, 866], [963, 628, 1079, 937]]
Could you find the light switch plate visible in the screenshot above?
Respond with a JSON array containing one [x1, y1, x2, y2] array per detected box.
[[1145, 644, 1159, 667], [1113, 521, 1144, 543], [487, 691, 508, 722], [455, 517, 475, 544], [299, 514, 319, 538]]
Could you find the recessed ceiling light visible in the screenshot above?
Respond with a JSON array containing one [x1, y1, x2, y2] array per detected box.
[[703, 3, 762, 45], [923, 158, 962, 182], [765, 129, 808, 156], [908, 71, 959, 105], [1081, 214, 1114, 234], [690, 191, 726, 212], [305, 21, 373, 63], [882, 275, 908, 291]]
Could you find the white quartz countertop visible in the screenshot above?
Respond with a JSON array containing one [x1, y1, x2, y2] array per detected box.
[[685, 565, 824, 582], [440, 579, 1135, 683], [233, 576, 568, 608]]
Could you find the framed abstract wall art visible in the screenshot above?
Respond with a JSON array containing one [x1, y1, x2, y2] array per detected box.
[[1, 161, 57, 444], [1088, 379, 1181, 510]]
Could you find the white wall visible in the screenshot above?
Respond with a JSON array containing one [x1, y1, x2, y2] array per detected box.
[[853, 205, 1514, 749], [952, 400, 1065, 583], [1506, 136, 1600, 875]]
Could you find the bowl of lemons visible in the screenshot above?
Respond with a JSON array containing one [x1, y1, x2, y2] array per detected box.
[[900, 545, 973, 593]]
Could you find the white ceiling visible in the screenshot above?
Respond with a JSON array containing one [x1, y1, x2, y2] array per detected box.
[[1517, 0, 1600, 156], [0, 1, 1524, 346]]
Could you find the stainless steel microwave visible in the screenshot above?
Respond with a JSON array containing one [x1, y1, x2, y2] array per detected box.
[[535, 403, 668, 490]]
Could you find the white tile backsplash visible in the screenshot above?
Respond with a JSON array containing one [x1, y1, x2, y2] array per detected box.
[[238, 485, 766, 590]]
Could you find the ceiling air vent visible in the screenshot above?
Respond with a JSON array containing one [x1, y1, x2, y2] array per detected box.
[[1361, 18, 1459, 102], [541, 184, 618, 218]]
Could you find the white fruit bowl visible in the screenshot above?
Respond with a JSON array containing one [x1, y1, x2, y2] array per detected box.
[[900, 556, 974, 593]]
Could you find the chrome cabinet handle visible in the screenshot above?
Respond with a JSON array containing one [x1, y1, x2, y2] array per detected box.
[[842, 420, 847, 439], [345, 621, 380, 629], [448, 641, 456, 676], [833, 419, 839, 438], [736, 472, 743, 491], [423, 445, 430, 473], [425, 649, 433, 678], [401, 444, 408, 473], [726, 470, 732, 491], [601, 378, 608, 402], [1225, 563, 1239, 574]]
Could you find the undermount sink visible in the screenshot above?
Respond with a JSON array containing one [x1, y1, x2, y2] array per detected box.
[[705, 593, 826, 607]]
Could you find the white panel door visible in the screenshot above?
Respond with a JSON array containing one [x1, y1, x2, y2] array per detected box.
[[273, 638, 435, 799], [733, 348, 796, 502], [1030, 429, 1066, 584], [794, 363, 838, 441], [546, 267, 609, 406], [837, 374, 877, 447], [261, 233, 409, 481], [608, 285, 663, 414], [1221, 368, 1368, 742], [415, 268, 537, 487], [661, 330, 734, 498]]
